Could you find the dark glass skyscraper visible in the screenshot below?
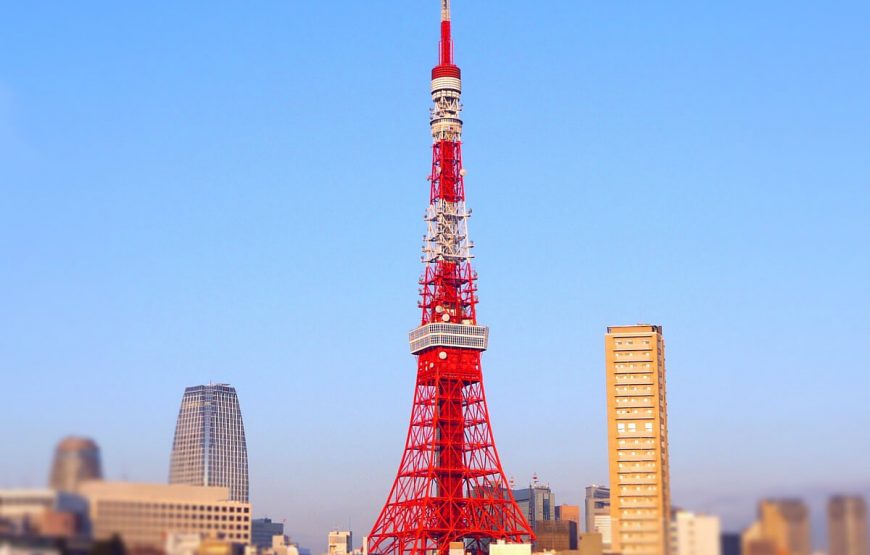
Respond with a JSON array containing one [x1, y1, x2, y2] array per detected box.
[[169, 383, 249, 502]]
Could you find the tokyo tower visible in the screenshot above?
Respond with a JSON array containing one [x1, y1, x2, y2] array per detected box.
[[366, 2, 535, 555]]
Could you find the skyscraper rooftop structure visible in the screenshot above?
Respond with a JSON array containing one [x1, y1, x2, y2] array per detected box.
[[48, 436, 103, 492], [169, 383, 249, 503]]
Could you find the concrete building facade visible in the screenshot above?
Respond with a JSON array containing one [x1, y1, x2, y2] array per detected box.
[[579, 533, 604, 555], [327, 531, 352, 555], [670, 511, 721, 555], [556, 505, 580, 525], [252, 518, 285, 549], [828, 496, 868, 555], [741, 500, 811, 555], [0, 489, 88, 537], [759, 499, 811, 555], [512, 480, 554, 530], [78, 481, 251, 551], [533, 520, 578, 552], [584, 485, 611, 550], [605, 325, 671, 555]]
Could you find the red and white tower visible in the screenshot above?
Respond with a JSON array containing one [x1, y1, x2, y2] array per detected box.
[[367, 3, 534, 555]]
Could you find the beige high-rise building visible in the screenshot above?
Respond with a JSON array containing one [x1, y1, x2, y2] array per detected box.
[[605, 325, 671, 555], [828, 496, 868, 555]]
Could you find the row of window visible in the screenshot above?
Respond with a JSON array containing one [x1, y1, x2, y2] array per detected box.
[[617, 422, 655, 433], [619, 485, 659, 493], [97, 502, 249, 513], [98, 519, 248, 532]]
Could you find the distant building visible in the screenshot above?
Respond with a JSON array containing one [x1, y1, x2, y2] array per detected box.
[[533, 519, 577, 551], [605, 325, 671, 555], [828, 496, 868, 555], [269, 535, 304, 555], [169, 384, 250, 503], [555, 504, 580, 525], [670, 511, 721, 555], [512, 478, 554, 529], [166, 533, 208, 555], [741, 500, 811, 555], [252, 519, 285, 549], [78, 481, 251, 551], [578, 533, 604, 555], [759, 499, 811, 555], [0, 536, 65, 555], [48, 437, 103, 493], [584, 485, 611, 550], [327, 531, 352, 555], [720, 533, 741, 555], [741, 521, 769, 555], [0, 489, 88, 537], [489, 540, 531, 555]]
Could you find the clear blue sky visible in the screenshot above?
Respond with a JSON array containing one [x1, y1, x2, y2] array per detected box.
[[2, 0, 869, 550]]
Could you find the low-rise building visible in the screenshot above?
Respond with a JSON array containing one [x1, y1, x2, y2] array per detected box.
[[578, 533, 603, 555], [670, 511, 720, 555], [78, 481, 251, 552], [251, 519, 284, 549], [0, 489, 88, 537], [534, 520, 578, 552], [326, 531, 351, 555]]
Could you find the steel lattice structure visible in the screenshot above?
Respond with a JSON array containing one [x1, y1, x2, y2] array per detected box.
[[367, 3, 534, 555]]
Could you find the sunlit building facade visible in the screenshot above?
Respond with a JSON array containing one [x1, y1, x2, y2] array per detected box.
[[605, 325, 671, 555], [169, 384, 249, 503], [79, 481, 251, 550], [670, 511, 721, 555], [585, 484, 612, 550]]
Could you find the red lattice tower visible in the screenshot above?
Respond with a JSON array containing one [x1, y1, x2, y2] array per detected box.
[[367, 3, 534, 555]]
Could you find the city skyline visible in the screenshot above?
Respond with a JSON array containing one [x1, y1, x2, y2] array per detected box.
[[3, 0, 870, 553]]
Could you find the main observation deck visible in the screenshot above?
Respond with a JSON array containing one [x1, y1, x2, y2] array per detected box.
[[409, 323, 489, 354]]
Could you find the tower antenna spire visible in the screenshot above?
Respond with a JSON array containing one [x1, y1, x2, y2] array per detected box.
[[439, 0, 454, 65]]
